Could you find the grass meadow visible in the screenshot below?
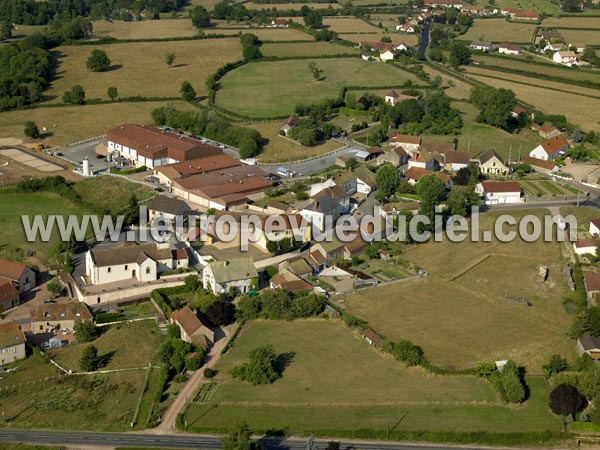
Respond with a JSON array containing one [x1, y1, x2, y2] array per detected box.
[[215, 58, 422, 118], [341, 32, 419, 46], [461, 18, 537, 43], [91, 19, 200, 39], [46, 39, 242, 102], [0, 101, 194, 146], [244, 2, 342, 9], [184, 320, 562, 434], [323, 17, 383, 33], [541, 17, 600, 28], [259, 41, 360, 57]]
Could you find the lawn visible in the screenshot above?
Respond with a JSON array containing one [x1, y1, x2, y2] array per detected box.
[[91, 19, 200, 39], [259, 41, 360, 57], [216, 58, 422, 118], [343, 209, 574, 372], [0, 353, 149, 431], [0, 191, 89, 262], [467, 72, 600, 131], [72, 176, 154, 216], [461, 18, 537, 43], [0, 101, 194, 146], [247, 121, 342, 162], [184, 320, 562, 434], [49, 320, 163, 372], [560, 206, 600, 230], [46, 39, 242, 102]]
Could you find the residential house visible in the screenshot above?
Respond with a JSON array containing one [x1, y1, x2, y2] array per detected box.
[[577, 336, 600, 360], [344, 234, 369, 258], [519, 155, 559, 173], [536, 30, 562, 44], [0, 259, 35, 296], [270, 18, 289, 27], [359, 41, 407, 61], [31, 301, 93, 334], [377, 147, 410, 167], [388, 133, 421, 154], [583, 271, 600, 302], [385, 91, 419, 107], [279, 257, 313, 279], [424, 0, 464, 9], [148, 195, 190, 224], [553, 51, 578, 66], [569, 43, 586, 53], [255, 214, 312, 251], [202, 258, 258, 295], [478, 150, 510, 175], [302, 184, 351, 231], [362, 328, 382, 346], [311, 239, 346, 267], [280, 115, 299, 136], [499, 43, 522, 55], [334, 166, 377, 195], [470, 40, 493, 52], [269, 268, 313, 293], [531, 124, 562, 139], [589, 219, 600, 237], [404, 167, 452, 189], [0, 280, 19, 313], [170, 305, 214, 347], [107, 124, 222, 169], [475, 181, 522, 204], [501, 8, 539, 19], [544, 42, 564, 53], [463, 5, 483, 14], [0, 320, 26, 365], [511, 105, 526, 118], [574, 238, 597, 256], [86, 242, 188, 286], [529, 135, 570, 161]]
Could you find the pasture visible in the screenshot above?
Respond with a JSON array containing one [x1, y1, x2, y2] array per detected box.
[[209, 27, 313, 41], [244, 2, 341, 8], [341, 32, 419, 46], [422, 65, 474, 100], [541, 17, 600, 28], [467, 72, 600, 131], [558, 29, 600, 45], [461, 18, 537, 43], [247, 121, 342, 162], [91, 19, 199, 39], [184, 320, 561, 434], [46, 39, 242, 102], [0, 101, 195, 146], [323, 17, 383, 33], [343, 209, 573, 372], [259, 41, 360, 57], [215, 58, 422, 118]]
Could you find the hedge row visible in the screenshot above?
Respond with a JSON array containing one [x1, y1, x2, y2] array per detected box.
[[62, 34, 238, 46]]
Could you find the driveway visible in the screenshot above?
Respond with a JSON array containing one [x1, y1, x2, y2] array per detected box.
[[60, 137, 111, 172]]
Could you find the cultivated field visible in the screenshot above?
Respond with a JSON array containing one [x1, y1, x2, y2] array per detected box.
[[216, 58, 422, 117], [461, 18, 537, 43], [50, 321, 163, 372], [0, 101, 194, 146], [244, 1, 341, 8], [467, 73, 600, 131], [259, 41, 360, 57], [184, 320, 561, 433], [323, 17, 383, 33], [46, 39, 242, 102], [91, 19, 199, 39], [344, 209, 574, 372], [247, 121, 342, 162], [541, 17, 600, 28]]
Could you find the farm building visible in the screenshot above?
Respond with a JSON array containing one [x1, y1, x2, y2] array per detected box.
[[0, 280, 19, 313], [573, 238, 598, 256], [589, 219, 600, 237], [583, 271, 600, 302], [475, 181, 522, 205], [499, 43, 522, 55]]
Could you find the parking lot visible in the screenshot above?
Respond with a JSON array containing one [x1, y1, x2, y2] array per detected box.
[[59, 137, 112, 172]]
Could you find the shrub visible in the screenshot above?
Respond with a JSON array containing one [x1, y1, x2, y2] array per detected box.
[[24, 121, 40, 139], [549, 384, 587, 416], [230, 344, 281, 385], [205, 301, 236, 326], [204, 367, 217, 378]]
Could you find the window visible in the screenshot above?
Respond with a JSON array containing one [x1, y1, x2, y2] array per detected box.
[[107, 267, 111, 273], [125, 265, 128, 270], [146, 267, 151, 274]]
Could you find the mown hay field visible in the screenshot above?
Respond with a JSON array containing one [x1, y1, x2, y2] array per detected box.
[[260, 41, 360, 57], [461, 18, 537, 43], [91, 19, 199, 39]]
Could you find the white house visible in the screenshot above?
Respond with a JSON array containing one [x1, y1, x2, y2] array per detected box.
[[590, 219, 600, 237], [529, 135, 570, 161], [553, 51, 578, 66], [388, 132, 421, 154], [544, 43, 563, 53], [498, 43, 522, 55], [202, 258, 258, 295], [470, 40, 493, 52], [574, 238, 597, 256], [0, 321, 26, 365], [475, 181, 522, 205], [380, 50, 395, 62]]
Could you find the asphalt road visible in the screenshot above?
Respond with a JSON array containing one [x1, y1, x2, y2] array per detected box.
[[0, 429, 497, 450]]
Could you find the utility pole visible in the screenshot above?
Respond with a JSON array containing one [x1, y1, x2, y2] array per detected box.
[[508, 145, 512, 166], [577, 179, 582, 207], [517, 144, 521, 162]]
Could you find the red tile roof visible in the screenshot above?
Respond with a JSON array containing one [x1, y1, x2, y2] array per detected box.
[[0, 259, 28, 282], [520, 156, 557, 171], [0, 279, 18, 302], [405, 167, 451, 185], [540, 135, 569, 155], [479, 181, 521, 193], [389, 133, 422, 145], [583, 271, 600, 292], [575, 238, 597, 249]]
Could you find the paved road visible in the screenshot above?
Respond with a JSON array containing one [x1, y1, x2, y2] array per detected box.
[[0, 429, 503, 450], [417, 22, 430, 60]]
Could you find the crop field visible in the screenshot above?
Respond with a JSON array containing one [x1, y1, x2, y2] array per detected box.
[[323, 17, 383, 33], [247, 121, 342, 162], [216, 58, 422, 118], [259, 41, 360, 57], [350, 0, 411, 5], [467, 73, 600, 131], [520, 0, 561, 14], [45, 39, 242, 102], [0, 101, 194, 146], [50, 321, 163, 372], [469, 54, 600, 86], [344, 209, 574, 372], [184, 320, 561, 434], [541, 17, 600, 27], [244, 2, 342, 8], [461, 18, 537, 43], [91, 19, 199, 39], [0, 353, 149, 431], [471, 0, 520, 9]]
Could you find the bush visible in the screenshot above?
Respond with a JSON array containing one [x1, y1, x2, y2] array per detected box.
[[204, 367, 217, 378], [63, 85, 86, 105], [205, 301, 236, 326], [24, 121, 40, 139], [230, 344, 280, 385], [74, 320, 97, 342], [549, 384, 587, 416]]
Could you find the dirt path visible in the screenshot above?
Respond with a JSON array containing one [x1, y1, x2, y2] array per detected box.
[[152, 322, 238, 433]]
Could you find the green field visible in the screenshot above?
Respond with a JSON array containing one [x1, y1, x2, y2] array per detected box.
[[558, 28, 600, 45], [91, 19, 200, 39], [0, 353, 149, 431], [260, 41, 360, 57], [0, 191, 89, 262], [323, 17, 383, 33], [344, 209, 574, 372], [184, 320, 562, 434], [72, 176, 154, 216], [244, 2, 342, 8], [462, 18, 537, 43], [541, 17, 600, 27], [49, 321, 163, 372], [215, 58, 422, 118], [46, 39, 241, 102]]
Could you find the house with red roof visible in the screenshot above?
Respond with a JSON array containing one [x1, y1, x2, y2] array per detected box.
[[529, 135, 570, 161]]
